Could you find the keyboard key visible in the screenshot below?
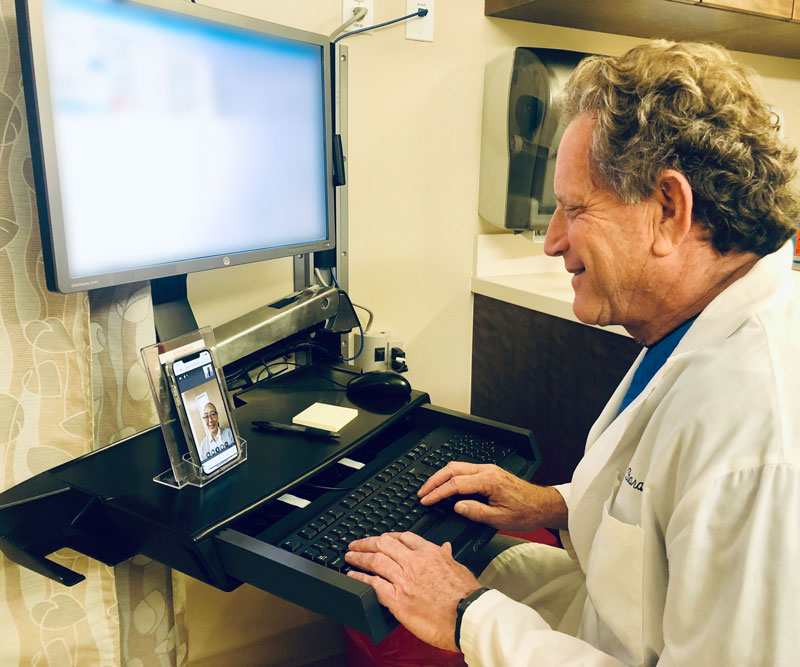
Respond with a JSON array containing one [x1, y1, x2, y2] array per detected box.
[[280, 538, 303, 553], [298, 526, 319, 540], [330, 555, 348, 571], [314, 550, 337, 566], [301, 546, 321, 560], [330, 527, 347, 540], [319, 511, 338, 526]]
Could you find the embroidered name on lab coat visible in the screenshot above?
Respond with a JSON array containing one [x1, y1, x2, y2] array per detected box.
[[624, 467, 644, 492]]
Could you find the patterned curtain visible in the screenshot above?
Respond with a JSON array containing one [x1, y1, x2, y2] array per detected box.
[[0, 1, 120, 663], [0, 0, 188, 662], [90, 284, 188, 666]]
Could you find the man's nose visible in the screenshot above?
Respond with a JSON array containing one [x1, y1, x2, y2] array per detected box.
[[543, 211, 568, 257]]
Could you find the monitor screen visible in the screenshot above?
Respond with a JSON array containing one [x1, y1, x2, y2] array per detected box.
[[17, 0, 335, 292]]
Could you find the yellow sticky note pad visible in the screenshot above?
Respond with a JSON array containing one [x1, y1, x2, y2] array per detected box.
[[293, 402, 358, 432]]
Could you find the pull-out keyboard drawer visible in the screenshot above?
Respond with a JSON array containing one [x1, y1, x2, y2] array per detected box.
[[214, 528, 395, 641], [211, 404, 540, 643]]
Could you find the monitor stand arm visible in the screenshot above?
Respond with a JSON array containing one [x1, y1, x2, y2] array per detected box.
[[151, 274, 199, 342]]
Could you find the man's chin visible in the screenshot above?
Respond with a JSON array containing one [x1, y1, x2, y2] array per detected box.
[[572, 301, 608, 328]]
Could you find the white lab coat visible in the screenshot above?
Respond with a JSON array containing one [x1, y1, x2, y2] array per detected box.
[[462, 243, 800, 666]]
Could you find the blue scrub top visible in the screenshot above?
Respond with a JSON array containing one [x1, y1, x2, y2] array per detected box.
[[617, 316, 697, 416]]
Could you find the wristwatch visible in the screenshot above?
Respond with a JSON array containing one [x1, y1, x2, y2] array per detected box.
[[454, 587, 490, 651]]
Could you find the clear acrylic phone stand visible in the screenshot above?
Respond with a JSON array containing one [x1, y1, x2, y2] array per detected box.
[[141, 326, 247, 489]]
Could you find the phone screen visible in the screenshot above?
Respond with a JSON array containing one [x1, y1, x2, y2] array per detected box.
[[172, 350, 239, 475]]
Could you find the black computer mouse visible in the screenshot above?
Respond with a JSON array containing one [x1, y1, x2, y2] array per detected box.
[[346, 370, 412, 401]]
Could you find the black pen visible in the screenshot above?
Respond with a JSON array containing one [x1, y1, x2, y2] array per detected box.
[[252, 420, 340, 439]]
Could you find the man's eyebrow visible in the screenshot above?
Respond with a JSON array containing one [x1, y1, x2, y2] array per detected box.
[[555, 194, 582, 207]]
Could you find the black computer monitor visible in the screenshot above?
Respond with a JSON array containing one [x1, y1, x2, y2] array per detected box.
[[16, 0, 335, 294]]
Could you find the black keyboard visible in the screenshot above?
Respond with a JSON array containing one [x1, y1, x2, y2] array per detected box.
[[235, 426, 520, 574]]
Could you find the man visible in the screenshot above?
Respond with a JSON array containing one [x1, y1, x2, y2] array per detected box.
[[199, 402, 234, 461], [346, 41, 800, 665]]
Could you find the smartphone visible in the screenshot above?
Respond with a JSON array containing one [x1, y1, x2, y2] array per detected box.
[[166, 349, 240, 476]]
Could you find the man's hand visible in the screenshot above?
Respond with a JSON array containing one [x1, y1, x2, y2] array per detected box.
[[346, 532, 481, 651], [418, 462, 568, 533]]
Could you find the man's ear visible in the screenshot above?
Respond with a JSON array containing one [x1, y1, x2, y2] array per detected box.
[[652, 170, 693, 256]]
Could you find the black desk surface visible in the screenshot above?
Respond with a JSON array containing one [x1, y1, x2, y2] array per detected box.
[[47, 366, 428, 542]]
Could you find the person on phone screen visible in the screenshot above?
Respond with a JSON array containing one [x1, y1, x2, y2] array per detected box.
[[200, 402, 233, 460]]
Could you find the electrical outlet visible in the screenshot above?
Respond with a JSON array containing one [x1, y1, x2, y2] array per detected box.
[[406, 0, 434, 42], [342, 0, 374, 32]]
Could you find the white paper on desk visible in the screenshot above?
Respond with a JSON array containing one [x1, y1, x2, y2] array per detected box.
[[293, 402, 357, 432], [278, 493, 311, 508]]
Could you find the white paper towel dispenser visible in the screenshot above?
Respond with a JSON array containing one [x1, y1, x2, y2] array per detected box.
[[479, 47, 590, 234]]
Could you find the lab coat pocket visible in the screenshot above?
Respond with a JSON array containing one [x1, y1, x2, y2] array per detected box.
[[584, 496, 645, 664]]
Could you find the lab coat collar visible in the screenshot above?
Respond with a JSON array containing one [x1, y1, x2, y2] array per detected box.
[[671, 241, 794, 356]]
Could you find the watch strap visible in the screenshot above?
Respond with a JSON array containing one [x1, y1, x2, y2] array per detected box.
[[454, 586, 490, 651]]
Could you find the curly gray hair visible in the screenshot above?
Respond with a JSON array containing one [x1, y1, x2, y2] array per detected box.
[[561, 40, 800, 256]]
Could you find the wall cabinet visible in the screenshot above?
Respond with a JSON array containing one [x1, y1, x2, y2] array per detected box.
[[485, 0, 800, 59], [700, 0, 794, 19]]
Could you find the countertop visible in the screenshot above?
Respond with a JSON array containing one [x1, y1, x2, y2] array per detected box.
[[470, 233, 800, 339]]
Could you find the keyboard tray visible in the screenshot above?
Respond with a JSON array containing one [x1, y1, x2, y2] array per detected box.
[[213, 403, 539, 642]]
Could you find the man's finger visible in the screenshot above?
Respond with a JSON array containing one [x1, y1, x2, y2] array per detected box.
[[419, 470, 491, 506], [347, 533, 415, 570], [395, 530, 435, 550], [453, 498, 497, 524], [417, 461, 484, 498], [345, 549, 405, 582], [348, 532, 404, 553]]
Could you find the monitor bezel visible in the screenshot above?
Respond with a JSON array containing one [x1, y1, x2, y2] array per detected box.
[[16, 0, 336, 293]]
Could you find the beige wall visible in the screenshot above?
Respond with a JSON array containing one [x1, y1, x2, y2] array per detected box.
[[183, 1, 800, 662]]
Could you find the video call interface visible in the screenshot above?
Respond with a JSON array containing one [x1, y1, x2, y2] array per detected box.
[[174, 359, 235, 464]]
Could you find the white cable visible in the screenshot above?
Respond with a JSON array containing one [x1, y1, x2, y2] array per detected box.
[[352, 303, 374, 331], [314, 267, 329, 287], [329, 7, 367, 41]]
